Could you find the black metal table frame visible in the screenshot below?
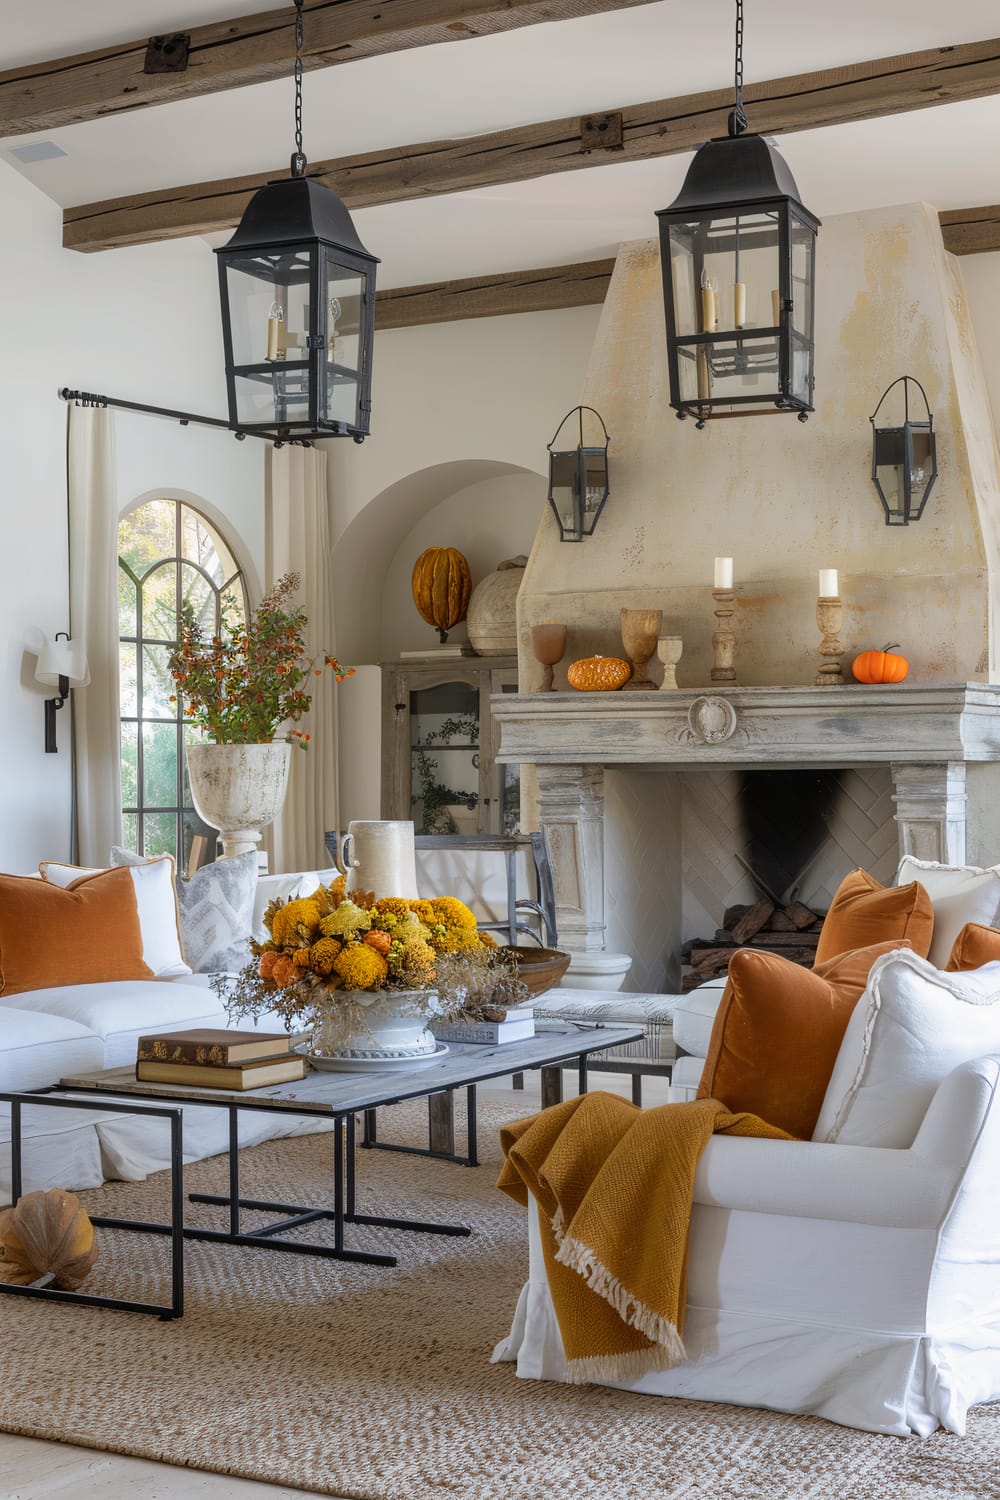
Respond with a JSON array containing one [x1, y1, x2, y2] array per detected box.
[[0, 1030, 626, 1321], [0, 1090, 185, 1321]]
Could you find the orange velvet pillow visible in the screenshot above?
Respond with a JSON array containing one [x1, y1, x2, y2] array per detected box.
[[945, 922, 1000, 971], [0, 867, 152, 996], [696, 940, 909, 1139], [813, 868, 933, 965]]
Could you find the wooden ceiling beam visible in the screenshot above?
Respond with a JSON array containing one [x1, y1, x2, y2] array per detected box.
[[374, 257, 615, 329], [64, 32, 1000, 253], [940, 204, 1000, 255], [0, 1, 659, 137]]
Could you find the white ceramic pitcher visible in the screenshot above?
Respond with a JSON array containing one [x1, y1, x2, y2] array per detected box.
[[335, 819, 420, 899]]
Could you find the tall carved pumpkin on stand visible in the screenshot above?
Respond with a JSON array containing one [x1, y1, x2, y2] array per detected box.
[[411, 547, 472, 643]]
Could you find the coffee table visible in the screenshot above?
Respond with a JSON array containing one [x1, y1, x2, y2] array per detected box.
[[1, 1023, 642, 1321]]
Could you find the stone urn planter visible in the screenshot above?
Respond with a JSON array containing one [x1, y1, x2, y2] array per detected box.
[[308, 989, 443, 1069], [467, 555, 527, 655], [186, 742, 291, 859]]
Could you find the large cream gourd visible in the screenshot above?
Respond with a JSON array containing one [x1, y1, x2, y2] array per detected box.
[[566, 656, 631, 691], [411, 547, 472, 643], [0, 1188, 98, 1290]]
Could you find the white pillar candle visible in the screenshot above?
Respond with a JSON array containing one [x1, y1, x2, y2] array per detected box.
[[701, 284, 717, 332], [819, 569, 838, 597], [734, 283, 746, 329], [714, 557, 734, 589]]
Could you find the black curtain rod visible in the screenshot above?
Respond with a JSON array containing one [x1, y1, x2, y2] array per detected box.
[[58, 388, 313, 447]]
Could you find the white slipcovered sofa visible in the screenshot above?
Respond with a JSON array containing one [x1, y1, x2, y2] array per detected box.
[[0, 863, 334, 1202]]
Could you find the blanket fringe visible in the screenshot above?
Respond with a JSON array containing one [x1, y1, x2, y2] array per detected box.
[[564, 1343, 684, 1385], [552, 1222, 687, 1368]]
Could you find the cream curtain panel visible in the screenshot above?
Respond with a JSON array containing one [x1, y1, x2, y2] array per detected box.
[[68, 404, 122, 865], [265, 444, 339, 873]]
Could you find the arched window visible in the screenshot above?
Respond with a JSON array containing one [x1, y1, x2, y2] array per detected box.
[[118, 498, 248, 867]]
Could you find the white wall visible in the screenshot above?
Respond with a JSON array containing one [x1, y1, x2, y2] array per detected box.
[[962, 250, 1000, 430], [0, 158, 265, 871]]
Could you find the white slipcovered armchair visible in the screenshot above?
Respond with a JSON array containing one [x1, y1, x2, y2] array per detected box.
[[496, 963, 1000, 1437]]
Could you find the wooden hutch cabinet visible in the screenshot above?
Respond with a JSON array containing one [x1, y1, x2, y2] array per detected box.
[[380, 656, 520, 834]]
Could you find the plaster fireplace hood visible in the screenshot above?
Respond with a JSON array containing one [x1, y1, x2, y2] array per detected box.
[[494, 203, 1000, 986]]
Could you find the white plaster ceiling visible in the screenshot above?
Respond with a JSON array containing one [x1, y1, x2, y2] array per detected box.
[[5, 0, 1000, 287]]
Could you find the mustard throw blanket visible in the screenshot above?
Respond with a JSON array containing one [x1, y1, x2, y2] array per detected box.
[[497, 1093, 791, 1384]]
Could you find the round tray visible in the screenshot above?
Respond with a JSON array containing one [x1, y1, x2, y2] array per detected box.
[[302, 1042, 449, 1073]]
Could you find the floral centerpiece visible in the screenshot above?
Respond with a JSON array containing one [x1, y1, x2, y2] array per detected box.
[[168, 570, 353, 748], [216, 876, 528, 1063]]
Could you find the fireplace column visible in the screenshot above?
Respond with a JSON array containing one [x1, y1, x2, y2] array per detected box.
[[890, 762, 967, 865], [534, 764, 606, 951]]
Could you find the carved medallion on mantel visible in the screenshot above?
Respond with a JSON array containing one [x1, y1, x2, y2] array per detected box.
[[685, 695, 738, 745]]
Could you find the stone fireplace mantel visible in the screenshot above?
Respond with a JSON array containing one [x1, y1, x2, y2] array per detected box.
[[493, 683, 1000, 957]]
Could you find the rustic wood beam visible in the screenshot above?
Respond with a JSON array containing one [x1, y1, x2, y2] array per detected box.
[[374, 257, 614, 329], [64, 33, 1000, 253], [940, 204, 1000, 255], [0, 0, 658, 137]]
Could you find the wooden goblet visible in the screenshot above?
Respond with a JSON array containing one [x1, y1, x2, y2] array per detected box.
[[620, 608, 662, 690], [531, 622, 568, 692]]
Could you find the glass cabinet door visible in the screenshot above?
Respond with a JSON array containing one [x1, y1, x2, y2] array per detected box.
[[409, 679, 482, 834]]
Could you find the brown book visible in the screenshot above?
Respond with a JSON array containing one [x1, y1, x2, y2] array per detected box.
[[136, 1028, 295, 1067], [135, 1055, 306, 1091]]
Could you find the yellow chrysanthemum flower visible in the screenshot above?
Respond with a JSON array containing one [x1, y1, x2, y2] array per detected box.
[[328, 874, 347, 904], [479, 931, 498, 948], [292, 948, 312, 966], [319, 900, 373, 938], [408, 899, 436, 924], [433, 926, 482, 953], [374, 897, 412, 920], [430, 896, 478, 931], [309, 937, 342, 975], [269, 897, 323, 946], [333, 943, 388, 990]]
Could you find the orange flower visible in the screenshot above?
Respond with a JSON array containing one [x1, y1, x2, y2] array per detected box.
[[258, 951, 279, 979], [271, 955, 298, 986], [363, 930, 391, 955]]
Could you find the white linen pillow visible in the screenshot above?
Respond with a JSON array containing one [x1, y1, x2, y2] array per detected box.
[[813, 948, 1000, 1148], [39, 855, 191, 979], [895, 855, 1000, 969], [112, 847, 257, 974]]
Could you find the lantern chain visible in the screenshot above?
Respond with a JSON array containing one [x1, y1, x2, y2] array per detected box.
[[291, 0, 306, 176], [729, 0, 748, 137]]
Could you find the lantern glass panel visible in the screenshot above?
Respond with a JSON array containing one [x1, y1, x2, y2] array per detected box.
[[224, 253, 311, 369], [323, 262, 366, 429], [581, 452, 608, 529], [549, 451, 581, 538], [232, 369, 310, 429], [789, 212, 815, 406], [907, 426, 935, 514], [873, 427, 907, 524]]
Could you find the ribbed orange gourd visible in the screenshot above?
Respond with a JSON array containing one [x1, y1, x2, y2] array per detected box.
[[851, 644, 909, 684], [0, 1188, 98, 1290], [566, 656, 632, 691], [411, 547, 472, 643]]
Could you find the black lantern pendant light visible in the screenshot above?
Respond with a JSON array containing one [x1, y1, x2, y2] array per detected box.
[[656, 0, 819, 427], [216, 0, 379, 443], [547, 406, 611, 541], [870, 376, 938, 525]]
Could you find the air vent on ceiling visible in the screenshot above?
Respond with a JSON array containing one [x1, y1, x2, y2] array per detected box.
[[8, 141, 68, 164]]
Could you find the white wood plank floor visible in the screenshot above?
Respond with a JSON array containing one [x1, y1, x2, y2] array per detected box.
[[0, 1067, 673, 1498]]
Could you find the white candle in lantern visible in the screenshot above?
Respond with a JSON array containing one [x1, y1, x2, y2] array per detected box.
[[819, 569, 839, 597], [714, 557, 734, 589], [734, 283, 746, 329]]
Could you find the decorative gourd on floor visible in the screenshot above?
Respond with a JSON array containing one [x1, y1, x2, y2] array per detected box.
[[0, 1188, 98, 1289], [411, 547, 472, 643], [567, 656, 632, 691], [852, 644, 909, 683]]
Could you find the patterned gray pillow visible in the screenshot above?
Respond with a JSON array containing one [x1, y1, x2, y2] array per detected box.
[[111, 847, 258, 974]]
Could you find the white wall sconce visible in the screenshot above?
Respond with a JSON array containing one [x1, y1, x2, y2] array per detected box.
[[34, 632, 89, 752]]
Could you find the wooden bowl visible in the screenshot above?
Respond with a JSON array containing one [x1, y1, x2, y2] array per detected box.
[[498, 947, 571, 998]]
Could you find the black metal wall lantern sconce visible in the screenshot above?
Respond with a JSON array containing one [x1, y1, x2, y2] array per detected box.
[[870, 376, 938, 526], [656, 0, 820, 426], [547, 406, 611, 541], [215, 0, 379, 443], [34, 632, 89, 753]]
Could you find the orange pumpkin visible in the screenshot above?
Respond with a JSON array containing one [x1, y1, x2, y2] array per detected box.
[[411, 547, 472, 643], [566, 655, 632, 691], [852, 644, 909, 684]]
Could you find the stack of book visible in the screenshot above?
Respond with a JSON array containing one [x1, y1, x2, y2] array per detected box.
[[135, 1028, 306, 1090], [431, 1006, 535, 1045]]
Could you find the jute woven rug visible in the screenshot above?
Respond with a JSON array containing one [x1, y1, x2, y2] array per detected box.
[[0, 1098, 997, 1500]]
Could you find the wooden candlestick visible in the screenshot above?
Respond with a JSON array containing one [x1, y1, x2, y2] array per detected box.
[[710, 589, 737, 683], [816, 596, 845, 686]]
